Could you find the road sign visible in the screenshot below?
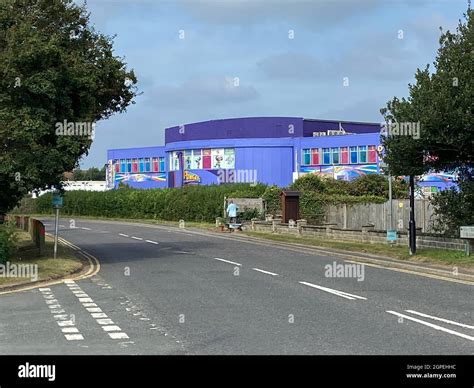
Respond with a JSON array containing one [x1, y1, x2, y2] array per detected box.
[[52, 194, 63, 208], [386, 229, 397, 242], [460, 226, 474, 239]]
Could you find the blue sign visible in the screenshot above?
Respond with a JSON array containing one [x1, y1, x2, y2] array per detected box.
[[386, 229, 397, 242], [52, 194, 63, 208]]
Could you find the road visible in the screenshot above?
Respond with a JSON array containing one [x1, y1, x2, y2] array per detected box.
[[0, 218, 473, 355]]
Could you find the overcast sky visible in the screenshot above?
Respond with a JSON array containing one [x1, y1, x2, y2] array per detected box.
[[77, 0, 469, 168]]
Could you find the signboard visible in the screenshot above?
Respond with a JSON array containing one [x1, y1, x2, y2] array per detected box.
[[386, 229, 397, 242], [52, 194, 63, 208], [460, 226, 474, 239]]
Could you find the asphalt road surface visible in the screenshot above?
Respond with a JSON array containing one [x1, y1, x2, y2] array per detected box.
[[0, 218, 473, 355]]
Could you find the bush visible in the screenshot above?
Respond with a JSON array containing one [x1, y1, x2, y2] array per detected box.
[[34, 183, 268, 223], [430, 180, 474, 237], [261, 185, 282, 216], [0, 223, 17, 265]]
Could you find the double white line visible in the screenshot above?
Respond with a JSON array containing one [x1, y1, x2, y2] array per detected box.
[[387, 309, 474, 341], [299, 281, 367, 301]]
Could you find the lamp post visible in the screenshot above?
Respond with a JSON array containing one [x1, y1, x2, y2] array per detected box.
[[408, 175, 416, 255]]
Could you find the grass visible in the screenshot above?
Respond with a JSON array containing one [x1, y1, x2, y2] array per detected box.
[[0, 229, 83, 287], [242, 231, 474, 268]]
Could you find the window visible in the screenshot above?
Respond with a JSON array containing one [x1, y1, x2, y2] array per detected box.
[[120, 159, 126, 173], [152, 157, 159, 172], [170, 152, 180, 171], [132, 158, 138, 173], [184, 150, 192, 170], [322, 148, 331, 165], [302, 149, 311, 165], [350, 146, 358, 164], [222, 149, 235, 169], [115, 160, 120, 173], [358, 146, 367, 163], [139, 158, 145, 172], [202, 149, 212, 169], [368, 145, 377, 163], [340, 147, 348, 164], [144, 157, 151, 172], [127, 159, 132, 173], [159, 157, 165, 172], [331, 147, 339, 164], [311, 149, 319, 165]]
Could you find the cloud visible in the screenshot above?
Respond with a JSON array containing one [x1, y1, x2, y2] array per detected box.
[[177, 0, 382, 28], [147, 75, 260, 108]]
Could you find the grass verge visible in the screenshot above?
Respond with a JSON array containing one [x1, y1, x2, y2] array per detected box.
[[242, 231, 474, 269], [0, 229, 83, 288]]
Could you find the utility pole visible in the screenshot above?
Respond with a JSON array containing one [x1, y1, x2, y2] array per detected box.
[[408, 175, 416, 255]]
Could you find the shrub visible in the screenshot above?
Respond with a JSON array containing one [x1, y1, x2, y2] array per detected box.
[[0, 223, 17, 265], [261, 185, 281, 216]]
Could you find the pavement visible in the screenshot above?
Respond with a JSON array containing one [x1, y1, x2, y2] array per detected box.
[[0, 218, 473, 355]]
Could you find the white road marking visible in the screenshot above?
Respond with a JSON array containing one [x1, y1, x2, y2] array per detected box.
[[299, 281, 367, 301], [78, 298, 93, 303], [252, 268, 279, 276], [45, 299, 58, 304], [213, 257, 242, 266], [81, 227, 91, 230], [65, 334, 84, 341], [86, 307, 102, 313], [145, 240, 159, 244], [386, 311, 474, 341], [48, 304, 62, 309], [57, 320, 75, 327], [51, 309, 65, 314], [102, 325, 122, 332], [54, 314, 69, 320], [119, 233, 129, 237], [131, 236, 143, 240], [91, 312, 108, 319], [61, 327, 79, 334], [39, 287, 51, 292], [97, 318, 115, 325], [108, 332, 129, 339], [405, 310, 474, 330]]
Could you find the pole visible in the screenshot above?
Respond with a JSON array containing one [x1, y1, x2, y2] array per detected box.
[[408, 175, 416, 255], [54, 207, 59, 259], [388, 173, 393, 231]]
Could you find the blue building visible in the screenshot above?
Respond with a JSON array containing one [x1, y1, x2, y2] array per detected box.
[[106, 116, 457, 193], [106, 117, 384, 189]]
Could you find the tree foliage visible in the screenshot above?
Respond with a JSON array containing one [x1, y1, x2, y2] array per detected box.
[[0, 0, 138, 214], [380, 6, 473, 178]]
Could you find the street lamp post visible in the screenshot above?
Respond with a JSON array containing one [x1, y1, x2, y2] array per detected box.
[[408, 175, 416, 255]]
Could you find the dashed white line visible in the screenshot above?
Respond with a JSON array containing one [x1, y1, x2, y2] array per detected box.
[[64, 334, 84, 341], [108, 332, 129, 339], [252, 268, 279, 276], [119, 233, 129, 237], [387, 311, 474, 341], [131, 236, 143, 241], [405, 310, 474, 330], [145, 240, 159, 245], [299, 281, 367, 301], [213, 257, 242, 266], [81, 227, 91, 230]]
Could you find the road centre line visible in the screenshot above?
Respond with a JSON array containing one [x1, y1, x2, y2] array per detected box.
[[145, 240, 159, 244], [131, 236, 143, 240], [119, 233, 129, 237], [213, 257, 242, 267], [405, 310, 474, 330], [299, 281, 367, 301], [252, 268, 279, 276], [386, 311, 474, 341]]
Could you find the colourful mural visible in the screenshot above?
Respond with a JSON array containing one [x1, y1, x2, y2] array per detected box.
[[183, 171, 201, 184], [114, 173, 167, 185], [300, 164, 378, 181]]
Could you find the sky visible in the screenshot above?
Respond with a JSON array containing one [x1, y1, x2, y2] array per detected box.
[[77, 0, 470, 168]]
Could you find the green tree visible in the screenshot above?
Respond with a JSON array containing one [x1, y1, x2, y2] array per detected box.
[[72, 166, 106, 181], [380, 5, 473, 178], [0, 0, 138, 216]]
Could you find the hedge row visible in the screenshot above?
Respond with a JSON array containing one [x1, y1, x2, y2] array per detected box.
[[35, 183, 268, 222]]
